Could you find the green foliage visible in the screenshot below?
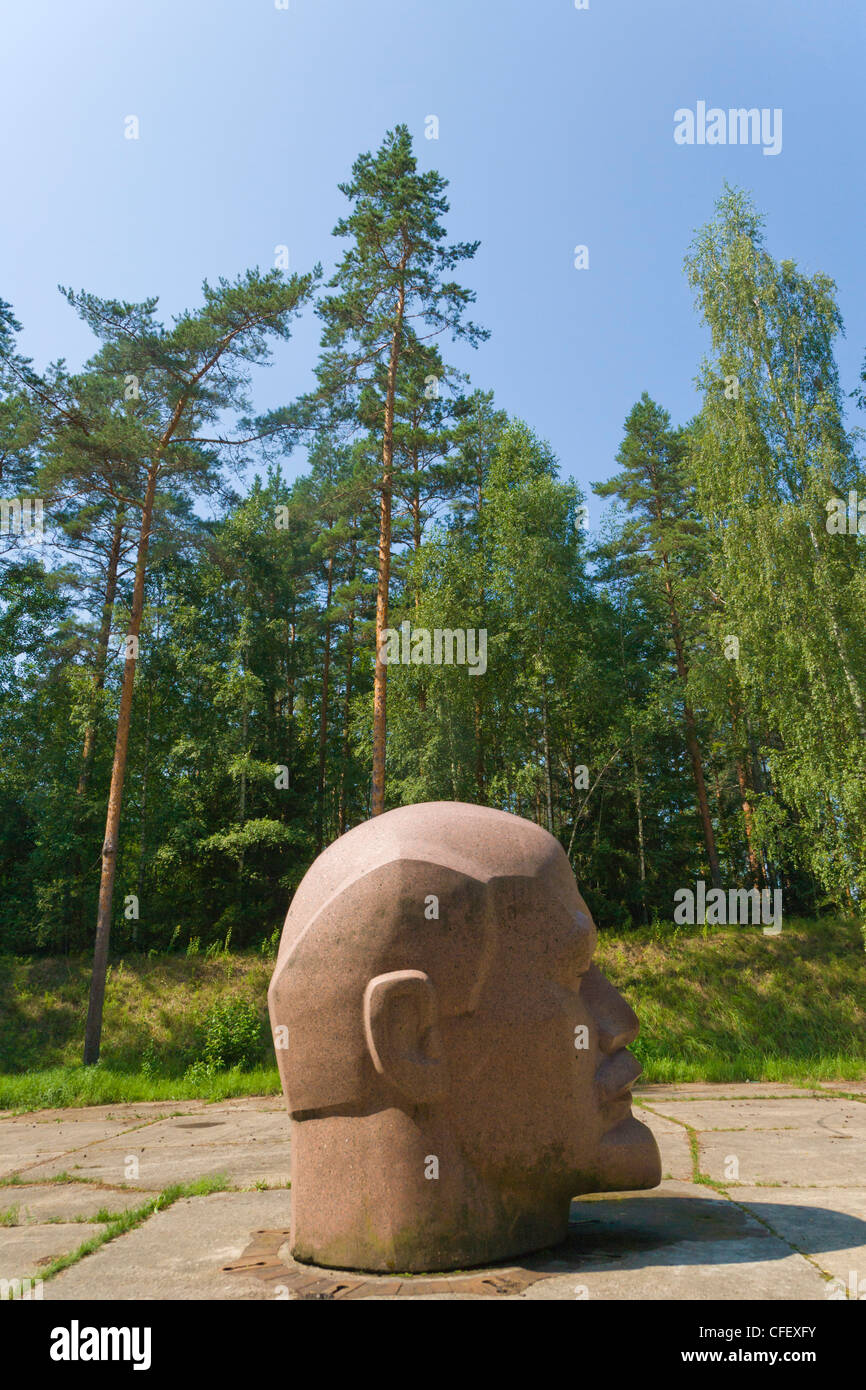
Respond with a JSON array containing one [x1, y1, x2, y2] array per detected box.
[[202, 999, 263, 1071], [0, 142, 863, 1058], [140, 1041, 160, 1080], [1, 921, 862, 1110], [685, 183, 866, 912]]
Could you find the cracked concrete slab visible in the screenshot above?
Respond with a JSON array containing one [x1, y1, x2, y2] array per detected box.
[[512, 1183, 829, 1299], [210, 1096, 284, 1112], [0, 1115, 161, 1180], [1, 1222, 104, 1283], [42, 1191, 290, 1300], [11, 1104, 291, 1190], [697, 1124, 866, 1187], [0, 1182, 149, 1224], [639, 1097, 865, 1132], [250, 1186, 830, 1302], [3, 1101, 210, 1126], [732, 1187, 866, 1294], [517, 1251, 828, 1300], [0, 1085, 861, 1300], [634, 1084, 826, 1102]]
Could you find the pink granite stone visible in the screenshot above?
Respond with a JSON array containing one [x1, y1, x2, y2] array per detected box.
[[268, 802, 660, 1272]]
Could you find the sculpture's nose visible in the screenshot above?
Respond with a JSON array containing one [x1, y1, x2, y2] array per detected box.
[[582, 963, 639, 1055]]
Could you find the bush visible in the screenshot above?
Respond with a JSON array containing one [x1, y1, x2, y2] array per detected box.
[[259, 926, 281, 959], [202, 999, 262, 1070], [183, 1058, 216, 1084], [140, 1041, 160, 1080]]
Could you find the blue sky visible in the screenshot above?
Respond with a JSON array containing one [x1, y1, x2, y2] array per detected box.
[[2, 0, 863, 521]]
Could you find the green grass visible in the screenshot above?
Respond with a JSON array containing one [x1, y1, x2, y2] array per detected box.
[[0, 1064, 280, 1112], [0, 950, 276, 1076], [2, 1174, 231, 1296], [0, 914, 862, 1110], [1, 1170, 108, 1187], [631, 1054, 865, 1083], [597, 913, 865, 1084]]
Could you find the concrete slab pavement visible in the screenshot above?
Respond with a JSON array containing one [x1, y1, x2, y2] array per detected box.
[[0, 1183, 148, 1224], [1, 1083, 863, 1300], [1, 1223, 105, 1284], [1, 1100, 290, 1190], [41, 1192, 290, 1301]]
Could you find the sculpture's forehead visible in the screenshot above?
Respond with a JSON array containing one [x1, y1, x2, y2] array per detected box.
[[286, 803, 569, 915], [279, 803, 590, 967]]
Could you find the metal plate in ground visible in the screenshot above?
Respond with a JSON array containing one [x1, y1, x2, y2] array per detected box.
[[222, 1229, 557, 1299]]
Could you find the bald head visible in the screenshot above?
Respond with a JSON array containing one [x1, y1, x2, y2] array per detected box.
[[268, 802, 581, 1114]]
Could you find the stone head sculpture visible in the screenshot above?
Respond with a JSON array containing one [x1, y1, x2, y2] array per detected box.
[[268, 801, 660, 1272]]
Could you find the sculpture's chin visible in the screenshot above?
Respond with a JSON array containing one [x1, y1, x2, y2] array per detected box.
[[591, 1113, 662, 1192]]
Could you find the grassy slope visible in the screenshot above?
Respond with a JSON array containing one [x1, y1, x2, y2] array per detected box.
[[0, 915, 863, 1108], [609, 914, 865, 1082]]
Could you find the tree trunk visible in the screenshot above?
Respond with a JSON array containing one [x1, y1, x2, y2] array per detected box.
[[133, 673, 154, 951], [659, 560, 722, 889], [711, 764, 733, 880], [729, 694, 762, 888], [411, 455, 427, 713], [630, 727, 648, 924], [76, 507, 125, 801], [616, 588, 648, 920], [283, 609, 296, 791], [733, 755, 761, 887], [473, 692, 485, 801], [316, 553, 334, 852], [238, 695, 248, 910], [83, 461, 158, 1064], [683, 705, 722, 889], [371, 289, 406, 817], [338, 543, 356, 837], [541, 681, 554, 834]]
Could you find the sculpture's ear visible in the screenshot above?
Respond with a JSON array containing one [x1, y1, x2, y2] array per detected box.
[[363, 969, 448, 1104]]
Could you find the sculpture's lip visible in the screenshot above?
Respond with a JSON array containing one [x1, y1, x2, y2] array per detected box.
[[595, 1049, 643, 1106]]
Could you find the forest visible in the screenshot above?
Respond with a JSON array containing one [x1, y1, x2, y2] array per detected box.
[[1, 124, 864, 984]]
